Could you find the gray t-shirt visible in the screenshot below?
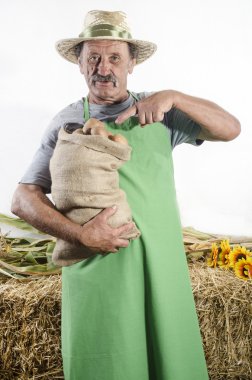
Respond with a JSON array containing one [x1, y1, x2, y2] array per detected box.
[[20, 91, 202, 193]]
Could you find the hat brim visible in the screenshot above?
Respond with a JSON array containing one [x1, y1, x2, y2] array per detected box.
[[55, 37, 157, 65]]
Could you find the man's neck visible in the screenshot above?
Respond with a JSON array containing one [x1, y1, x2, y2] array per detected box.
[[87, 92, 129, 105]]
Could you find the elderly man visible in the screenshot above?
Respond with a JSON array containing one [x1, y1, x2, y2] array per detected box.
[[12, 10, 240, 380]]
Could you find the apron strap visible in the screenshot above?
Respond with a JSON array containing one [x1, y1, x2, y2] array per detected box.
[[83, 97, 89, 122], [127, 90, 138, 102]]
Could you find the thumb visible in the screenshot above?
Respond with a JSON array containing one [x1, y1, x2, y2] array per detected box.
[[115, 105, 137, 124], [100, 205, 118, 221]]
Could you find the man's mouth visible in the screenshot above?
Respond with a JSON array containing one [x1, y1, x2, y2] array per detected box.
[[91, 74, 117, 87]]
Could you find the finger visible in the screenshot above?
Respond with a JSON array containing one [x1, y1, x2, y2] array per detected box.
[[153, 111, 164, 122], [110, 248, 119, 254], [144, 112, 153, 125], [116, 222, 135, 236], [115, 105, 137, 124], [115, 238, 130, 248], [110, 239, 129, 253], [99, 205, 117, 221], [138, 112, 146, 126]]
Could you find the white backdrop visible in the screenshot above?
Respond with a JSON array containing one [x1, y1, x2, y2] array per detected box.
[[1, 0, 251, 235]]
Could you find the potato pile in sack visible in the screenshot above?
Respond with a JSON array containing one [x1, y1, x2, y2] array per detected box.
[[49, 118, 141, 266]]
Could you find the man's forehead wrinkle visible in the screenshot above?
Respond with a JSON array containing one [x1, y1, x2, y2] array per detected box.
[[83, 43, 129, 58], [84, 40, 128, 50], [86, 49, 122, 56]]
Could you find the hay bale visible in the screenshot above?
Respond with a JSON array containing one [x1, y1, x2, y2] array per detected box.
[[0, 276, 63, 380], [0, 264, 251, 379], [189, 262, 252, 380]]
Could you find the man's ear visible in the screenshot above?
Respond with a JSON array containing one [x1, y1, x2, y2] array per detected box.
[[128, 58, 136, 74]]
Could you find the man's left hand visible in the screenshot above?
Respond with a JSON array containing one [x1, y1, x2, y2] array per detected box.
[[115, 90, 176, 126]]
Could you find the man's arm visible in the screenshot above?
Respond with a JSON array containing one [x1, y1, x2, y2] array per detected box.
[[11, 184, 132, 254], [116, 90, 241, 141]]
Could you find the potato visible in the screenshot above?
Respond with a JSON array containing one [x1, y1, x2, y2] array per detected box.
[[91, 126, 110, 137], [82, 118, 127, 144], [109, 134, 128, 145], [83, 118, 105, 135]]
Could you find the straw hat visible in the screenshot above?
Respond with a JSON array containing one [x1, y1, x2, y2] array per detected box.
[[55, 10, 157, 65]]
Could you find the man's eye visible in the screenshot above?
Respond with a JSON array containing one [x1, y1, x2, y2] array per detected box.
[[110, 55, 120, 63], [88, 56, 100, 63]]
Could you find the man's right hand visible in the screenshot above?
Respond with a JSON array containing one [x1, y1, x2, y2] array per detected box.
[[79, 206, 133, 254], [11, 184, 132, 255]]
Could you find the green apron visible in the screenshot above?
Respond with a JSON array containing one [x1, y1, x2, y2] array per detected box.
[[61, 96, 209, 380]]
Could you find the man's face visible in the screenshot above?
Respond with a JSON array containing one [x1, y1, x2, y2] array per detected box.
[[78, 40, 136, 104]]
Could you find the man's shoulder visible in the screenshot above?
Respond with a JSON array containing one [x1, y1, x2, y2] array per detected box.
[[42, 99, 84, 142], [131, 91, 154, 101], [54, 99, 84, 122], [46, 99, 83, 131]]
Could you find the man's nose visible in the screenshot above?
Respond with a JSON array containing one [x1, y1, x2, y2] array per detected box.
[[97, 57, 111, 76]]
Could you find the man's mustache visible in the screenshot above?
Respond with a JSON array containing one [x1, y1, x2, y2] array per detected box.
[[90, 74, 117, 86]]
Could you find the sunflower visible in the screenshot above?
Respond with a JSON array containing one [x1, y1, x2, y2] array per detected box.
[[218, 240, 231, 268], [229, 246, 252, 268], [207, 242, 220, 268], [234, 257, 252, 280]]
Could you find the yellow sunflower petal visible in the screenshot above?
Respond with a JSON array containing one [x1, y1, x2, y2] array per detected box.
[[218, 240, 231, 268], [207, 242, 219, 268], [229, 246, 250, 268], [234, 257, 252, 280]]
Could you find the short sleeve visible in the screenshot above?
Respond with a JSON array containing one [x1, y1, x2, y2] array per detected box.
[[20, 100, 84, 193], [164, 108, 203, 149], [19, 117, 62, 193], [133, 92, 203, 149]]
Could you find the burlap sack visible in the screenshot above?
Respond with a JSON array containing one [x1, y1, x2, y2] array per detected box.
[[49, 126, 140, 266]]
